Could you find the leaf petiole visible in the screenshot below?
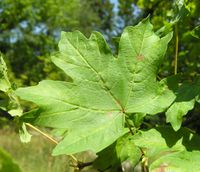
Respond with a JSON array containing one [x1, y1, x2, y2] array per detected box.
[[25, 123, 78, 164]]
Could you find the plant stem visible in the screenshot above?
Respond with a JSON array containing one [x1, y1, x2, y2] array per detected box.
[[174, 24, 179, 75], [25, 123, 78, 163]]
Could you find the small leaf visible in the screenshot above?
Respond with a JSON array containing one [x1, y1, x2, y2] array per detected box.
[[166, 80, 200, 131], [190, 25, 200, 39], [127, 113, 146, 128], [132, 127, 200, 167], [0, 55, 22, 116], [171, 0, 190, 24], [157, 0, 190, 35], [115, 134, 141, 167], [19, 123, 32, 143]]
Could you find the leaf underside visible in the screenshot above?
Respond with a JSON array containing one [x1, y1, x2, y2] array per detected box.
[[16, 18, 175, 155]]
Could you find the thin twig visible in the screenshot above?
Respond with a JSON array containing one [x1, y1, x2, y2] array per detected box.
[[25, 123, 78, 163], [174, 24, 179, 75]]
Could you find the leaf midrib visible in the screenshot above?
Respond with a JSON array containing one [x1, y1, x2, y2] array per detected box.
[[36, 95, 119, 113], [37, 107, 119, 119]]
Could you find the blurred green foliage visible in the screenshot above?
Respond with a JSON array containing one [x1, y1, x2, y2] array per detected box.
[[0, 0, 103, 85], [0, 147, 21, 172]]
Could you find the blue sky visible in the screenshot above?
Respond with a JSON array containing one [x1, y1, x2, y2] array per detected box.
[[110, 0, 118, 11], [110, 0, 118, 3]]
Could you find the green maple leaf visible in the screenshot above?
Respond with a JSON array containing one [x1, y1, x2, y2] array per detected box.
[[16, 18, 175, 155], [166, 79, 200, 131], [150, 151, 200, 172], [131, 127, 200, 172]]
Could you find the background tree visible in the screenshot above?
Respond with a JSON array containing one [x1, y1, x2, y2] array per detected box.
[[0, 0, 101, 85], [1, 0, 200, 171], [116, 0, 200, 78]]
